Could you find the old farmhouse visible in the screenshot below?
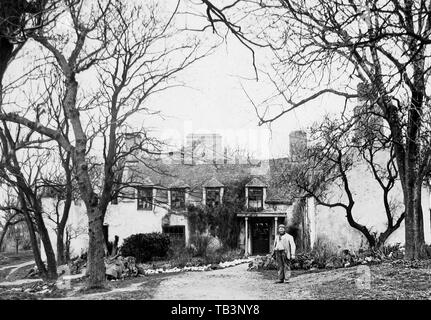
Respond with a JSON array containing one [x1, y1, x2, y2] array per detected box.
[[38, 131, 431, 260]]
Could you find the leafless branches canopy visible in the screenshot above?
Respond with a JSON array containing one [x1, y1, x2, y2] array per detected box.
[[199, 0, 431, 259], [0, 0, 208, 286]]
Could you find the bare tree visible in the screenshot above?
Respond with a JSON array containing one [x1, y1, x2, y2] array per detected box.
[[198, 0, 431, 259], [0, 121, 58, 279], [0, 0, 210, 287], [0, 0, 59, 85], [284, 115, 405, 248], [0, 189, 25, 251]]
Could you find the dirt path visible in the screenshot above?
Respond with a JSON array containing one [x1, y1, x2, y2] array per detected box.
[[44, 263, 358, 300], [0, 260, 35, 272], [4, 261, 35, 280], [151, 264, 356, 300]]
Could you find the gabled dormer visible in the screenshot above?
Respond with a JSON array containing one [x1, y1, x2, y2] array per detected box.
[[168, 180, 190, 210], [136, 177, 155, 210], [202, 177, 224, 207], [245, 177, 267, 210]]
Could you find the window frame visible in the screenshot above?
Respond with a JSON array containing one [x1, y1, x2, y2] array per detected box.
[[170, 188, 186, 210], [248, 187, 264, 209], [206, 187, 221, 207], [162, 225, 186, 245], [137, 187, 153, 210]]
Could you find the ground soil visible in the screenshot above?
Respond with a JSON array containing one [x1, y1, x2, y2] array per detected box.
[[1, 259, 430, 300]]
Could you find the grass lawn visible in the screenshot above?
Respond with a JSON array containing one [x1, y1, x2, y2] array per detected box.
[[259, 260, 431, 299], [312, 261, 431, 299]]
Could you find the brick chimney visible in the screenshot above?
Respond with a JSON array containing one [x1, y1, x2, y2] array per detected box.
[[289, 130, 307, 160]]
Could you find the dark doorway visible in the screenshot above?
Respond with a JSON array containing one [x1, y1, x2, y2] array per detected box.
[[251, 219, 270, 255]]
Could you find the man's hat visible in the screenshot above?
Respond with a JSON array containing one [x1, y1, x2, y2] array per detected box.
[[278, 224, 286, 228]]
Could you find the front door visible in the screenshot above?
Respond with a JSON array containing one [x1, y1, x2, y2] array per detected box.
[[251, 220, 270, 255]]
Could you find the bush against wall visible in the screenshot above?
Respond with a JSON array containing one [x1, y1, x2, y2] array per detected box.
[[288, 197, 310, 252], [120, 232, 170, 262], [187, 178, 247, 250]]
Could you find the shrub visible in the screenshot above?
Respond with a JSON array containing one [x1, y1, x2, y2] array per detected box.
[[189, 234, 211, 257], [309, 239, 338, 268], [204, 248, 244, 265], [21, 239, 32, 251], [378, 243, 403, 259], [120, 232, 170, 263]]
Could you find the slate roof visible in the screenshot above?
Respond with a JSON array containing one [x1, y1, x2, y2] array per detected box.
[[203, 177, 224, 188], [168, 179, 190, 189], [123, 157, 296, 203], [245, 177, 267, 187]]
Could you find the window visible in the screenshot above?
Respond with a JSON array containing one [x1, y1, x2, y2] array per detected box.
[[137, 187, 153, 210], [171, 189, 186, 209], [162, 225, 185, 246], [206, 187, 220, 207], [248, 187, 263, 209]]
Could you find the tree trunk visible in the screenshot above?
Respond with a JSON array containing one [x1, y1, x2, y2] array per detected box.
[[86, 206, 106, 288], [61, 75, 107, 287], [0, 38, 13, 86], [57, 231, 65, 265], [0, 219, 13, 251], [403, 180, 426, 259], [21, 207, 48, 279], [32, 200, 57, 279], [65, 229, 71, 262], [56, 193, 71, 266]]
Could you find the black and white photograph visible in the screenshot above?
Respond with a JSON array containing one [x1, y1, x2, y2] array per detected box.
[[1, 0, 431, 308]]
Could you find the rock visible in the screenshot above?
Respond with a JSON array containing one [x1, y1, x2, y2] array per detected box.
[[106, 265, 120, 279], [37, 289, 50, 294], [57, 264, 70, 276], [206, 236, 222, 254], [136, 263, 151, 275], [247, 255, 276, 271], [210, 263, 221, 270], [161, 263, 171, 270], [70, 256, 87, 275], [26, 267, 39, 279]]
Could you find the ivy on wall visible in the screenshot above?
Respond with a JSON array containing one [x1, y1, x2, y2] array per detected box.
[[288, 197, 310, 252], [186, 178, 248, 249]]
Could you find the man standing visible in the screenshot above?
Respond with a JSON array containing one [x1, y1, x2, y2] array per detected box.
[[272, 224, 296, 283]]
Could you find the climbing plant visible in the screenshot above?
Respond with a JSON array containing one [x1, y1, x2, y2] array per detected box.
[[288, 197, 310, 252], [187, 178, 248, 249]]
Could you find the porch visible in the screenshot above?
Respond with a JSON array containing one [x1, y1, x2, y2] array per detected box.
[[237, 212, 287, 256]]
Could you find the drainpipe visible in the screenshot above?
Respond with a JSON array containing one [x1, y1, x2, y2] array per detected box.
[[245, 217, 249, 256]]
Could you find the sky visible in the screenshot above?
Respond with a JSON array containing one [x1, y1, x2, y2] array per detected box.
[[4, 0, 353, 160], [142, 1, 351, 159]]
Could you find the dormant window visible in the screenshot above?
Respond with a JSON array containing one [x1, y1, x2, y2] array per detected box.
[[171, 189, 186, 209], [137, 187, 153, 210], [206, 187, 220, 207], [248, 187, 263, 209]]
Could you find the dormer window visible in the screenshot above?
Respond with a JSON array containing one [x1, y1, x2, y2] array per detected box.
[[203, 177, 224, 207], [171, 188, 186, 209], [248, 187, 263, 209], [137, 187, 153, 210], [245, 177, 267, 210], [206, 187, 221, 207]]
